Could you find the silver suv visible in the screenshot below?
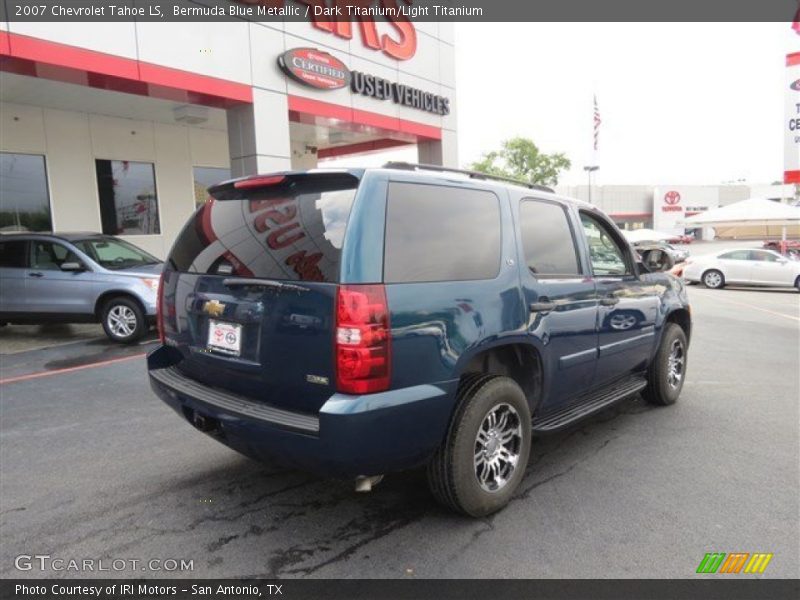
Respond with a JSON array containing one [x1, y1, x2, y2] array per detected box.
[[0, 232, 162, 343]]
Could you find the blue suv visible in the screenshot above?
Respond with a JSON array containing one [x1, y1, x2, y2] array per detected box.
[[147, 163, 691, 516]]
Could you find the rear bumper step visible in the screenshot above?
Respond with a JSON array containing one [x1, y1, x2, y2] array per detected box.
[[150, 366, 319, 434]]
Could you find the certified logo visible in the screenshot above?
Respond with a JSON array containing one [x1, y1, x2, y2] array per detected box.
[[278, 48, 350, 90], [664, 191, 681, 205]]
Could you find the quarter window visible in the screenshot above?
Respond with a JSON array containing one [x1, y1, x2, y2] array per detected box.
[[519, 200, 580, 276], [580, 212, 630, 276], [384, 183, 501, 283], [96, 160, 160, 235], [0, 153, 52, 232]]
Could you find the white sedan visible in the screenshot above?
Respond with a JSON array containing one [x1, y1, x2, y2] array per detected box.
[[683, 248, 800, 290]]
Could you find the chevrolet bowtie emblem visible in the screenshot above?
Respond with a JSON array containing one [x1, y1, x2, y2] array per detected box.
[[202, 299, 226, 317]]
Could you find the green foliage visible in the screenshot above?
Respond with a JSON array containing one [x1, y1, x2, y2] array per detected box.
[[469, 137, 571, 186]]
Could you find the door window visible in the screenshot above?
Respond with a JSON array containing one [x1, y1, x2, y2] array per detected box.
[[519, 200, 581, 276], [579, 212, 630, 276], [0, 240, 28, 268], [749, 250, 781, 262], [719, 250, 752, 260], [30, 241, 79, 270]]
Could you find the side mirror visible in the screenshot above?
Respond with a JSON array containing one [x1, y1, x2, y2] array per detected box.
[[60, 262, 85, 272], [638, 248, 675, 273]]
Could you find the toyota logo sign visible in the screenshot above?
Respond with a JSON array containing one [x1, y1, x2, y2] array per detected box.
[[664, 191, 681, 205]]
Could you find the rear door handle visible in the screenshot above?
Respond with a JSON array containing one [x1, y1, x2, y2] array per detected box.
[[530, 301, 556, 313], [28, 272, 44, 278], [600, 296, 619, 306]]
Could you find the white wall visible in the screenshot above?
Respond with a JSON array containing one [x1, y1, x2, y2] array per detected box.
[[0, 101, 229, 258]]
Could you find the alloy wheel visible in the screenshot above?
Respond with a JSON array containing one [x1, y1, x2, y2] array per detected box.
[[667, 339, 685, 389], [107, 305, 137, 339], [474, 403, 523, 492]]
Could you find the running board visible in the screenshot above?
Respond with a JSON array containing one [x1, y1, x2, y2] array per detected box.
[[532, 377, 647, 433]]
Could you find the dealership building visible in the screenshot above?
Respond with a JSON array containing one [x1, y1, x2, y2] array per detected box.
[[0, 17, 457, 258], [557, 182, 796, 239]]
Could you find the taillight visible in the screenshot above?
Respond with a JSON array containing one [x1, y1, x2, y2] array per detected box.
[[335, 284, 391, 394], [156, 271, 166, 344]]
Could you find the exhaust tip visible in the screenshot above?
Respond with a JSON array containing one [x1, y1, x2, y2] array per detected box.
[[355, 475, 384, 493]]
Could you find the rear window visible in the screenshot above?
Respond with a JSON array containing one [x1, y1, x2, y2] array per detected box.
[[168, 180, 357, 282], [519, 199, 581, 276], [384, 182, 501, 283]]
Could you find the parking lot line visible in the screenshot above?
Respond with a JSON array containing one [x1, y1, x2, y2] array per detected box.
[[0, 353, 146, 385], [693, 292, 800, 322]]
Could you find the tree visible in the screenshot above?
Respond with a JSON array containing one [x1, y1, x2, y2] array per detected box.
[[469, 137, 571, 187]]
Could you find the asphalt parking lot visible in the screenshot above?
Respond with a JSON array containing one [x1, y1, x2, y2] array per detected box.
[[0, 285, 798, 579]]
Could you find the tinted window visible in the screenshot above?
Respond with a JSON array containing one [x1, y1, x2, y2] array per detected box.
[[0, 240, 27, 268], [519, 200, 580, 276], [719, 250, 751, 260], [0, 153, 52, 231], [193, 166, 231, 207], [96, 160, 160, 235], [384, 183, 501, 283], [169, 179, 357, 282], [580, 212, 630, 276]]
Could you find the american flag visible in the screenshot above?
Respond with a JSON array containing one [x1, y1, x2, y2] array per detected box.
[[593, 95, 601, 151], [794, 3, 800, 35]]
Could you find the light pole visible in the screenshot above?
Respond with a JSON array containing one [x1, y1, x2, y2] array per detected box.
[[583, 165, 599, 204]]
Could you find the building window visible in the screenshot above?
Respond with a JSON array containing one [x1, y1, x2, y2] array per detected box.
[[0, 152, 52, 232], [95, 159, 159, 235], [193, 166, 231, 207]]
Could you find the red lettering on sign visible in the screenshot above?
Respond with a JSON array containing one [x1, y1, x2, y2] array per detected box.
[[237, 0, 417, 60]]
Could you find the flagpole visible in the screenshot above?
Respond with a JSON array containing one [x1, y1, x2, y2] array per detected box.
[[584, 94, 600, 204]]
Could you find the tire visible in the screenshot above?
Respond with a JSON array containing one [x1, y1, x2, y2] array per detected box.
[[795, 276, 800, 292], [427, 375, 532, 517], [702, 269, 724, 289], [643, 323, 688, 406], [101, 296, 147, 344]]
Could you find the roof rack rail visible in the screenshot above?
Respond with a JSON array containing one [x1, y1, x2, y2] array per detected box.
[[382, 161, 555, 193]]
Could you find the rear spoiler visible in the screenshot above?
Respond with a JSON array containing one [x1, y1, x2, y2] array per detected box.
[[208, 169, 364, 201]]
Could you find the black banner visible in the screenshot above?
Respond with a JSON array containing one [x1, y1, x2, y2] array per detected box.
[[2, 579, 800, 600], [1, 0, 798, 22]]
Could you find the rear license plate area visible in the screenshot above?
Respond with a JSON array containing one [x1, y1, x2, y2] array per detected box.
[[207, 319, 243, 356]]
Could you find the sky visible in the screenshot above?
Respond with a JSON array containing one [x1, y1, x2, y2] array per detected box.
[[327, 22, 789, 187]]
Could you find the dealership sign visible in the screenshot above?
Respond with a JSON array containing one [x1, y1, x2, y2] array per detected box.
[[662, 190, 682, 212], [277, 48, 450, 116], [786, 52, 800, 183], [278, 48, 350, 90]]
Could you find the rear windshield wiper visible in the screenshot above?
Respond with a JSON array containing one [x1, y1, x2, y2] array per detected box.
[[222, 277, 309, 293]]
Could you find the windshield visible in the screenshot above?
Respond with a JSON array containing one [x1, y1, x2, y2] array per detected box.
[[75, 237, 161, 270]]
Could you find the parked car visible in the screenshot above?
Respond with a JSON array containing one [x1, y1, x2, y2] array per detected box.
[[147, 164, 691, 517], [763, 240, 800, 260], [0, 232, 162, 342], [633, 240, 690, 264], [683, 248, 800, 290]]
